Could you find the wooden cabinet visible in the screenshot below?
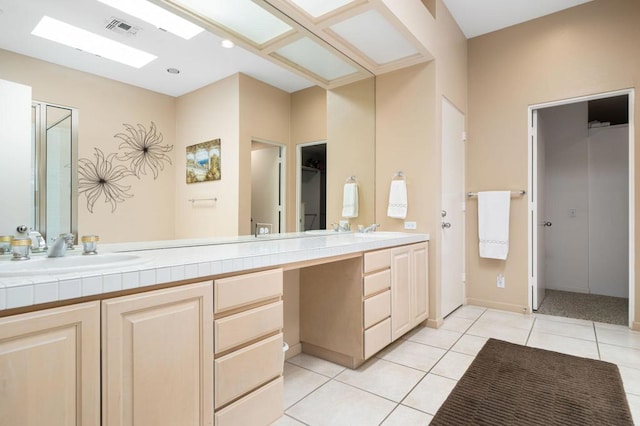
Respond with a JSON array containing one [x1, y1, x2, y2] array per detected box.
[[362, 250, 392, 359], [300, 251, 395, 367], [391, 242, 429, 341], [0, 302, 100, 426], [102, 281, 213, 426], [213, 269, 284, 426], [300, 257, 366, 368]]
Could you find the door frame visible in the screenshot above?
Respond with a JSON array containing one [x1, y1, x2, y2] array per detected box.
[[296, 140, 326, 231], [251, 138, 286, 233], [527, 88, 635, 326]]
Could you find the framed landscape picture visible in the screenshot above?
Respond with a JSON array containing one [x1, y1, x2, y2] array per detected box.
[[186, 138, 221, 183]]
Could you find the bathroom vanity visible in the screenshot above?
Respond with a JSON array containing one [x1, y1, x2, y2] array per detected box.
[[0, 231, 429, 426]]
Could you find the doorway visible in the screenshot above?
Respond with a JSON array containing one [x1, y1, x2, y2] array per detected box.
[[251, 140, 285, 234], [528, 90, 635, 326], [297, 142, 326, 231], [31, 101, 78, 243]]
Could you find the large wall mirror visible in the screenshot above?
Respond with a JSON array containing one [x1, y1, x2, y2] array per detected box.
[[0, 0, 382, 243]]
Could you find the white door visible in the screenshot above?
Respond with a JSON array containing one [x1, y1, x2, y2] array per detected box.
[[251, 142, 282, 233], [531, 110, 546, 309], [440, 98, 465, 317]]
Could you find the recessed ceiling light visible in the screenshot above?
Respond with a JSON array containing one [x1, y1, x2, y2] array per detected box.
[[221, 39, 235, 49], [96, 0, 204, 40], [167, 68, 180, 74], [32, 16, 157, 68]]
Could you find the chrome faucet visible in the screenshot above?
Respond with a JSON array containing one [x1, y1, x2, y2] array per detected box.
[[28, 229, 48, 252], [332, 222, 351, 232], [48, 234, 73, 257], [360, 224, 380, 233]]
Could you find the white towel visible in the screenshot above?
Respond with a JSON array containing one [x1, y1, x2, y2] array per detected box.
[[342, 182, 358, 218], [478, 191, 511, 260], [387, 180, 408, 219]]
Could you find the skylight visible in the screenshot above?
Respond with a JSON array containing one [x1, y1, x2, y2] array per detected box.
[[96, 0, 204, 40], [32, 16, 157, 68]]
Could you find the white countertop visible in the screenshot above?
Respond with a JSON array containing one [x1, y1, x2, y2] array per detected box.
[[0, 231, 429, 311]]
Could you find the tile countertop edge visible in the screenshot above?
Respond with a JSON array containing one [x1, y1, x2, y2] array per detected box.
[[0, 232, 429, 311]]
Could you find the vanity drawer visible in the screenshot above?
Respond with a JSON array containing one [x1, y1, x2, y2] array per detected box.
[[214, 269, 283, 314], [214, 377, 283, 426], [363, 249, 391, 273], [215, 301, 283, 354], [363, 269, 391, 297], [363, 290, 391, 329], [364, 317, 391, 359], [215, 333, 283, 408]]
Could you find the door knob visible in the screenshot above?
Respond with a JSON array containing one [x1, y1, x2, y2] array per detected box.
[[543, 221, 552, 227], [442, 222, 451, 229]]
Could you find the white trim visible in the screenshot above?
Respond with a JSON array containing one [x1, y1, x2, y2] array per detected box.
[[296, 140, 327, 232], [628, 90, 635, 327], [527, 109, 536, 311], [528, 88, 635, 327]]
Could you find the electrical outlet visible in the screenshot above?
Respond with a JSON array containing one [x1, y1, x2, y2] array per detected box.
[[404, 221, 417, 230], [497, 273, 505, 288]]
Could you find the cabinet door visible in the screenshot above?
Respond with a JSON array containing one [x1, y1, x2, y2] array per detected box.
[[391, 246, 412, 341], [102, 282, 213, 426], [0, 301, 100, 426], [411, 242, 429, 324]]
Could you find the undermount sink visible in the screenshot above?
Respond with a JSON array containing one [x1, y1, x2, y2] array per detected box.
[[0, 253, 147, 277], [304, 229, 340, 235], [352, 232, 395, 238]]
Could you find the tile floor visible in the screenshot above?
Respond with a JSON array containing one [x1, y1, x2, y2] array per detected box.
[[274, 305, 640, 425]]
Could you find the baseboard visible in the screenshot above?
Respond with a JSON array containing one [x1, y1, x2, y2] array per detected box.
[[545, 285, 590, 294], [632, 321, 640, 332], [466, 298, 530, 314], [426, 317, 443, 329], [284, 342, 302, 360], [301, 342, 363, 369]]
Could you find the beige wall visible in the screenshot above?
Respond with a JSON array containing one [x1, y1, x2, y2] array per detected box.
[[375, 0, 467, 325], [239, 74, 291, 235], [175, 75, 240, 238], [327, 78, 376, 228], [467, 0, 640, 327], [0, 49, 177, 243], [290, 86, 327, 232]]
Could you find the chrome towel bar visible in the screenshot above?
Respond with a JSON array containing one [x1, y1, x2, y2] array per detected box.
[[467, 190, 526, 198]]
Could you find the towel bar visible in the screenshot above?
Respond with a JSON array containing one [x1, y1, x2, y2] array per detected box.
[[467, 190, 526, 198], [188, 197, 218, 204]]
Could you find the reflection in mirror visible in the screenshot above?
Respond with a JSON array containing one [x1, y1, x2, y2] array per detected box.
[[0, 0, 376, 243], [299, 142, 326, 231], [31, 101, 78, 242], [251, 140, 286, 235]]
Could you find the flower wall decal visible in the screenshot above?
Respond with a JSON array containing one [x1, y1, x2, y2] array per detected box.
[[115, 122, 173, 179], [78, 122, 173, 213], [78, 148, 134, 213]]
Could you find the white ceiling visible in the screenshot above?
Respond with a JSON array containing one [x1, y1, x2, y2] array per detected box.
[[0, 0, 315, 96], [0, 0, 596, 97], [442, 0, 594, 39]]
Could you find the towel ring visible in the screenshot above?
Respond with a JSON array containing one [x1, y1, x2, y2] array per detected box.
[[392, 171, 405, 181]]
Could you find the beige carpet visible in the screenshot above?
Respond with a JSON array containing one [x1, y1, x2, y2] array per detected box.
[[431, 339, 634, 425], [536, 289, 628, 325]]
